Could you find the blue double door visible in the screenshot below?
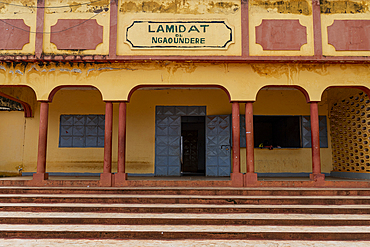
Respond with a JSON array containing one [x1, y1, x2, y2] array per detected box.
[[155, 106, 231, 177]]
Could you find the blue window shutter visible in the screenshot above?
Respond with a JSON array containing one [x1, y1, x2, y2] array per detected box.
[[302, 115, 328, 148], [59, 114, 105, 148]]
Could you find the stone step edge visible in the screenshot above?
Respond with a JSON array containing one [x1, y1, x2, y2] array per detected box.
[[1, 212, 369, 219], [1, 203, 370, 208], [1, 224, 370, 232], [1, 230, 370, 240], [2, 194, 370, 199]]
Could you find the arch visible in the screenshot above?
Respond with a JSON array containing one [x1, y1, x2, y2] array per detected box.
[[0, 85, 37, 118], [127, 84, 232, 103], [321, 85, 370, 101], [256, 85, 311, 103], [48, 85, 103, 102]]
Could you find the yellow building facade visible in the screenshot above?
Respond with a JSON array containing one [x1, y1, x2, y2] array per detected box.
[[1, 0, 370, 186]]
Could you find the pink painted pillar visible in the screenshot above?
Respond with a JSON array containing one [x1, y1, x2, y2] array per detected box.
[[114, 102, 128, 186], [309, 102, 325, 182], [100, 102, 113, 186], [33, 102, 49, 182], [244, 102, 257, 186], [231, 102, 243, 187]]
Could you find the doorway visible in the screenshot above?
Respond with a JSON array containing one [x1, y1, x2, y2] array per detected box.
[[155, 106, 230, 177], [181, 116, 205, 176]]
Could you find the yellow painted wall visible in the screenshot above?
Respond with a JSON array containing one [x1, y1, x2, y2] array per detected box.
[[43, 0, 110, 55], [117, 0, 242, 56], [15, 87, 333, 175], [0, 0, 37, 55], [0, 87, 37, 117], [239, 88, 332, 173], [321, 0, 370, 56], [249, 0, 314, 56], [126, 88, 231, 173], [2, 62, 370, 103], [44, 89, 106, 173], [0, 111, 25, 175]]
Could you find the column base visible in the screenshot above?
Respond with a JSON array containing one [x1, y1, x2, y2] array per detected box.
[[32, 173, 48, 186], [113, 173, 128, 187], [310, 173, 325, 182], [244, 172, 258, 187], [100, 173, 113, 187], [231, 173, 244, 187]]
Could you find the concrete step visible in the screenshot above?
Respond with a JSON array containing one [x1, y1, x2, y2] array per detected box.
[[1, 187, 370, 196], [0, 212, 369, 226], [0, 239, 369, 246], [1, 203, 370, 214], [0, 224, 369, 240], [1, 194, 370, 205]]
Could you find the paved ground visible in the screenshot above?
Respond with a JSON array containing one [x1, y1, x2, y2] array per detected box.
[[0, 239, 369, 246]]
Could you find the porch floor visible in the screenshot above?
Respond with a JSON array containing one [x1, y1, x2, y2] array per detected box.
[[0, 176, 367, 182], [258, 176, 369, 182]]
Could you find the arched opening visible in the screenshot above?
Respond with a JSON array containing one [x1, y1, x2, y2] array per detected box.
[[0, 86, 37, 178], [127, 86, 233, 179], [249, 86, 330, 181], [324, 86, 370, 180], [42, 86, 105, 180]]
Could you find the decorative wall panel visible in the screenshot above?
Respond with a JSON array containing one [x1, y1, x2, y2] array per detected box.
[[330, 92, 370, 173], [328, 20, 370, 51], [0, 19, 30, 50], [50, 19, 103, 50], [255, 19, 307, 50]]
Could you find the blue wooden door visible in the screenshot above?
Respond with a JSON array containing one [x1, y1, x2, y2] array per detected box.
[[206, 115, 231, 176], [155, 107, 181, 176]]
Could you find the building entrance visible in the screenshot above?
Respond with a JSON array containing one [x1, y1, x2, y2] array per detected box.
[[181, 116, 205, 176], [155, 106, 231, 177]]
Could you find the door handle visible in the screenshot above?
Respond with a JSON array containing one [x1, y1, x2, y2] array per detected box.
[[220, 145, 231, 151]]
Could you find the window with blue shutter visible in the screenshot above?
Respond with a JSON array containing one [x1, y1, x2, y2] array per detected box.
[[59, 115, 105, 148]]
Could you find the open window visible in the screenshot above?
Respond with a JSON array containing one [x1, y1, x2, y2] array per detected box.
[[239, 115, 328, 149], [254, 116, 301, 148]]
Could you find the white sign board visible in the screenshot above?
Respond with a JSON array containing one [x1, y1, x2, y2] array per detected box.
[[125, 21, 234, 49]]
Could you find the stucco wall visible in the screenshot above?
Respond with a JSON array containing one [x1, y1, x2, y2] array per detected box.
[[0, 111, 25, 175], [12, 88, 333, 175]]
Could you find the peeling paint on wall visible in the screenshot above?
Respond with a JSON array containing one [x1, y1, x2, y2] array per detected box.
[[250, 0, 311, 15], [320, 0, 369, 14], [45, 0, 110, 14], [251, 63, 291, 79], [0, 0, 37, 14], [119, 0, 240, 15], [296, 64, 330, 76]]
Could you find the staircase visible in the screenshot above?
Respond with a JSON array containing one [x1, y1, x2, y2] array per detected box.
[[0, 187, 369, 241]]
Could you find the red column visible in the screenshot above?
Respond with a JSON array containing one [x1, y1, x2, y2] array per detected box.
[[114, 102, 128, 186], [309, 102, 325, 182], [100, 101, 113, 186], [33, 102, 49, 182], [231, 102, 243, 186], [244, 102, 257, 186]]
